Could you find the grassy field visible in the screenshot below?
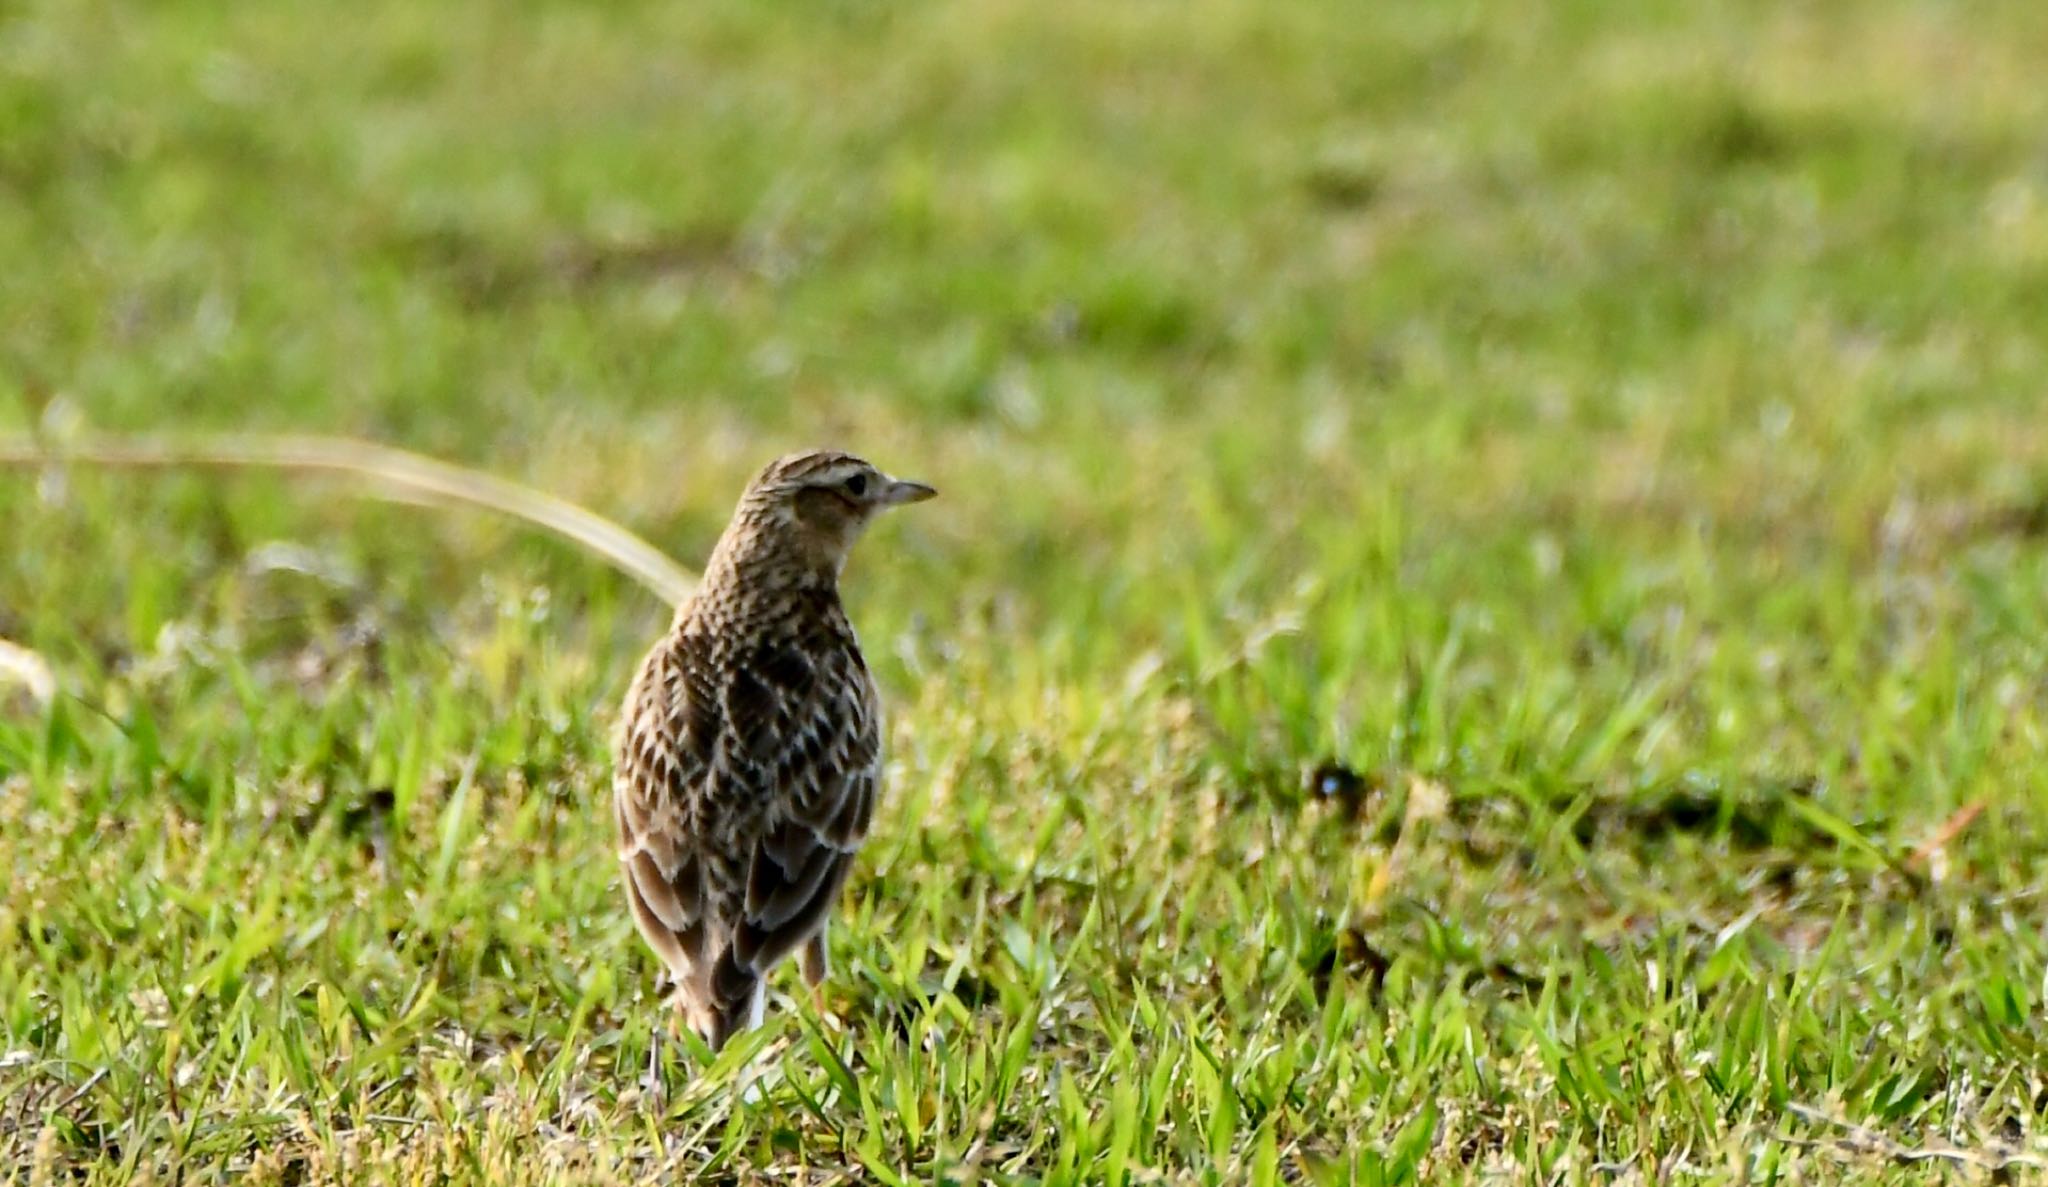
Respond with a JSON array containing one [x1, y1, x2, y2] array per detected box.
[[6, 0, 2048, 1180]]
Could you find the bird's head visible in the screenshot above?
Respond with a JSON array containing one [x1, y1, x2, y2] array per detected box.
[[724, 450, 935, 577]]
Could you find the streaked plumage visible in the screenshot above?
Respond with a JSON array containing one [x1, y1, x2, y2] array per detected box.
[[614, 450, 934, 1050]]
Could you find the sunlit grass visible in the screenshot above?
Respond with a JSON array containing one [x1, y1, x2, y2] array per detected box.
[[6, 0, 2048, 1181]]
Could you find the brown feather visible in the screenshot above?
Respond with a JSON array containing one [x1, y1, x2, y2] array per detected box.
[[613, 450, 922, 1053]]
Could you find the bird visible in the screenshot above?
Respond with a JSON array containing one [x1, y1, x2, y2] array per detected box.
[[613, 449, 935, 1054]]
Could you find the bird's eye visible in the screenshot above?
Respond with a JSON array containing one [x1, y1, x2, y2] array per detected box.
[[843, 473, 868, 496]]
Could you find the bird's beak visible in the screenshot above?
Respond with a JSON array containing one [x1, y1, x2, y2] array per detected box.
[[879, 477, 937, 506]]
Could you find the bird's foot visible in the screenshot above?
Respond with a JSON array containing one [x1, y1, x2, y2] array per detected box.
[[807, 982, 849, 1038]]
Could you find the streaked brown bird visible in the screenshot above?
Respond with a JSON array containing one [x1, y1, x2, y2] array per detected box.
[[614, 450, 935, 1052]]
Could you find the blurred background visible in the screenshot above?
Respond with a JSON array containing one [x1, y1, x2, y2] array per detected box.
[[8, 0, 2048, 766], [5, 0, 2048, 1174], [7, 0, 2045, 665]]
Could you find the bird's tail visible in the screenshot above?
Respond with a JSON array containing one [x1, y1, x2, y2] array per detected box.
[[684, 949, 764, 1052]]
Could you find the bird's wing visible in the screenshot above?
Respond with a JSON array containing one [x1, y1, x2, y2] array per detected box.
[[614, 633, 724, 972], [723, 627, 879, 973], [614, 620, 879, 979]]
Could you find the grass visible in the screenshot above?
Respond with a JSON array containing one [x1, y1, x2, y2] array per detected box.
[[5, 0, 2048, 1180]]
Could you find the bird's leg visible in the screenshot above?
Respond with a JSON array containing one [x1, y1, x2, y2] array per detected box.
[[799, 933, 833, 1022], [641, 1022, 666, 1105], [640, 972, 681, 1106]]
